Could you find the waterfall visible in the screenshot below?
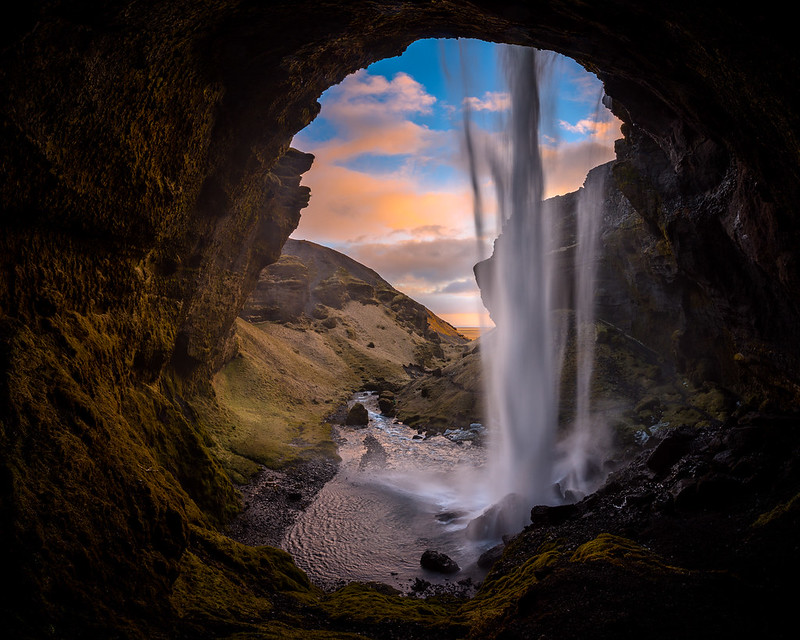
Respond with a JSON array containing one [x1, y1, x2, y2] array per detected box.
[[552, 169, 608, 498], [483, 47, 558, 514], [462, 45, 608, 536]]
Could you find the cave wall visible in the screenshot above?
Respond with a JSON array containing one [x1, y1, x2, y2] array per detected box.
[[2, 0, 799, 636]]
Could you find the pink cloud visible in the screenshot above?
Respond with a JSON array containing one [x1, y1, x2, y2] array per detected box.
[[324, 70, 437, 121], [463, 91, 511, 112]]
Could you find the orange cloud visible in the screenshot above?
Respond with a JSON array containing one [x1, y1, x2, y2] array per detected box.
[[312, 121, 444, 165], [293, 162, 476, 243]]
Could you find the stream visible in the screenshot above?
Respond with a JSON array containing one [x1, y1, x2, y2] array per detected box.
[[282, 391, 495, 593]]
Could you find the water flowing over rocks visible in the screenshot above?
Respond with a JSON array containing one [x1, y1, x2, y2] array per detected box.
[[282, 391, 490, 593]]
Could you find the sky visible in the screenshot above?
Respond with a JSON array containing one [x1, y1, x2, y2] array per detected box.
[[290, 38, 621, 328]]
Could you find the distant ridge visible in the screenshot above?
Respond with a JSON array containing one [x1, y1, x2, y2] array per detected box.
[[242, 238, 466, 344]]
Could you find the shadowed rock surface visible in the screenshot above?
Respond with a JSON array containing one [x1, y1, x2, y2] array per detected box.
[[1, 2, 800, 638]]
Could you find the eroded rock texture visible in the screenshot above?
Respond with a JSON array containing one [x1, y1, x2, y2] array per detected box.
[[1, 1, 799, 637]]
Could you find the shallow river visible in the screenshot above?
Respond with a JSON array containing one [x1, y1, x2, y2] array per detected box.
[[282, 391, 496, 592]]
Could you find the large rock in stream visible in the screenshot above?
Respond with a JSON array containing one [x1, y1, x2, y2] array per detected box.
[[345, 402, 369, 426], [420, 549, 460, 574]]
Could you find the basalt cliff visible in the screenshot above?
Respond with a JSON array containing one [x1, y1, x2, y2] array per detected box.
[[1, 2, 799, 638]]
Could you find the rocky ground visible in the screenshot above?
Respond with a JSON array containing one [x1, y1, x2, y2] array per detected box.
[[467, 407, 800, 639], [227, 456, 339, 547]]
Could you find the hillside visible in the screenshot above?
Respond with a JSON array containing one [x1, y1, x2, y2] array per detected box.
[[203, 239, 472, 481]]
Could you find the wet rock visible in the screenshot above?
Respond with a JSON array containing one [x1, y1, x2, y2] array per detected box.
[[358, 433, 388, 470], [466, 493, 529, 540], [647, 429, 694, 474], [530, 503, 579, 526], [443, 423, 485, 443], [435, 511, 466, 524], [477, 543, 505, 569], [345, 402, 369, 426], [674, 473, 745, 511], [420, 549, 460, 574], [378, 391, 395, 416], [409, 578, 431, 594], [563, 489, 586, 504]]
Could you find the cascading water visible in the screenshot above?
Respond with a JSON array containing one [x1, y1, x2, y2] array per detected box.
[[477, 48, 560, 530], [465, 46, 610, 535], [552, 169, 610, 497]]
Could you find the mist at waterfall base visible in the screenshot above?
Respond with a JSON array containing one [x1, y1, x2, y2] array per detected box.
[[284, 46, 613, 589]]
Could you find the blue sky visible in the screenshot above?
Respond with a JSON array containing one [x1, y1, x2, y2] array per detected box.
[[290, 38, 620, 327]]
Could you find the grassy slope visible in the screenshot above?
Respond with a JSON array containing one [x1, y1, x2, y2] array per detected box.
[[203, 302, 468, 482], [200, 239, 471, 482]]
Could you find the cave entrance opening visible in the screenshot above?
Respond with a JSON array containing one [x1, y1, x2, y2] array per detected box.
[[289, 38, 619, 333], [238, 38, 624, 590]]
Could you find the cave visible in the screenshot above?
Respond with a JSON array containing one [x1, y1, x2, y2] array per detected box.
[[1, 2, 799, 638]]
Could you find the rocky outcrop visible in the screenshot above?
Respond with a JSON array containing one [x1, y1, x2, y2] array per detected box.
[[241, 239, 465, 343], [1, 1, 800, 638]]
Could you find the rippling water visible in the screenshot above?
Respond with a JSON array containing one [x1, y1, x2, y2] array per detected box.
[[282, 391, 494, 592]]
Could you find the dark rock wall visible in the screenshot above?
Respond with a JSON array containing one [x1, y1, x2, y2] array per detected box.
[[1, 0, 799, 636]]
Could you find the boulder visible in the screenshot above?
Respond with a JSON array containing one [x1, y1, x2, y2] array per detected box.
[[530, 503, 578, 527], [378, 391, 395, 416], [420, 549, 460, 574], [466, 493, 529, 540], [345, 402, 369, 426], [646, 429, 694, 475], [477, 543, 505, 569]]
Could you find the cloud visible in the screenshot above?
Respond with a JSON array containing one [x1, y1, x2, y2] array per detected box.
[[559, 117, 619, 138], [346, 237, 486, 286], [292, 162, 475, 243], [324, 70, 437, 120], [290, 61, 620, 324], [463, 91, 511, 112], [296, 69, 443, 166], [438, 279, 481, 294], [541, 137, 619, 199]]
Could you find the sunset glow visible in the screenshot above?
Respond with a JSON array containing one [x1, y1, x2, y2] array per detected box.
[[291, 39, 621, 327]]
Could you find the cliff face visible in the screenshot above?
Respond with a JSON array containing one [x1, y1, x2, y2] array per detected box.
[[1, 1, 800, 637]]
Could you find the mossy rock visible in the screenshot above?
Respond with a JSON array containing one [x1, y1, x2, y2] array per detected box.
[[311, 304, 330, 320], [570, 533, 687, 575], [378, 395, 395, 416], [459, 545, 561, 635]]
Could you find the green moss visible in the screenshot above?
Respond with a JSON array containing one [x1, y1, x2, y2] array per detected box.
[[753, 492, 800, 527], [317, 583, 464, 634], [570, 533, 687, 575], [222, 623, 369, 639], [458, 547, 560, 636], [170, 550, 275, 625], [198, 318, 350, 475]]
